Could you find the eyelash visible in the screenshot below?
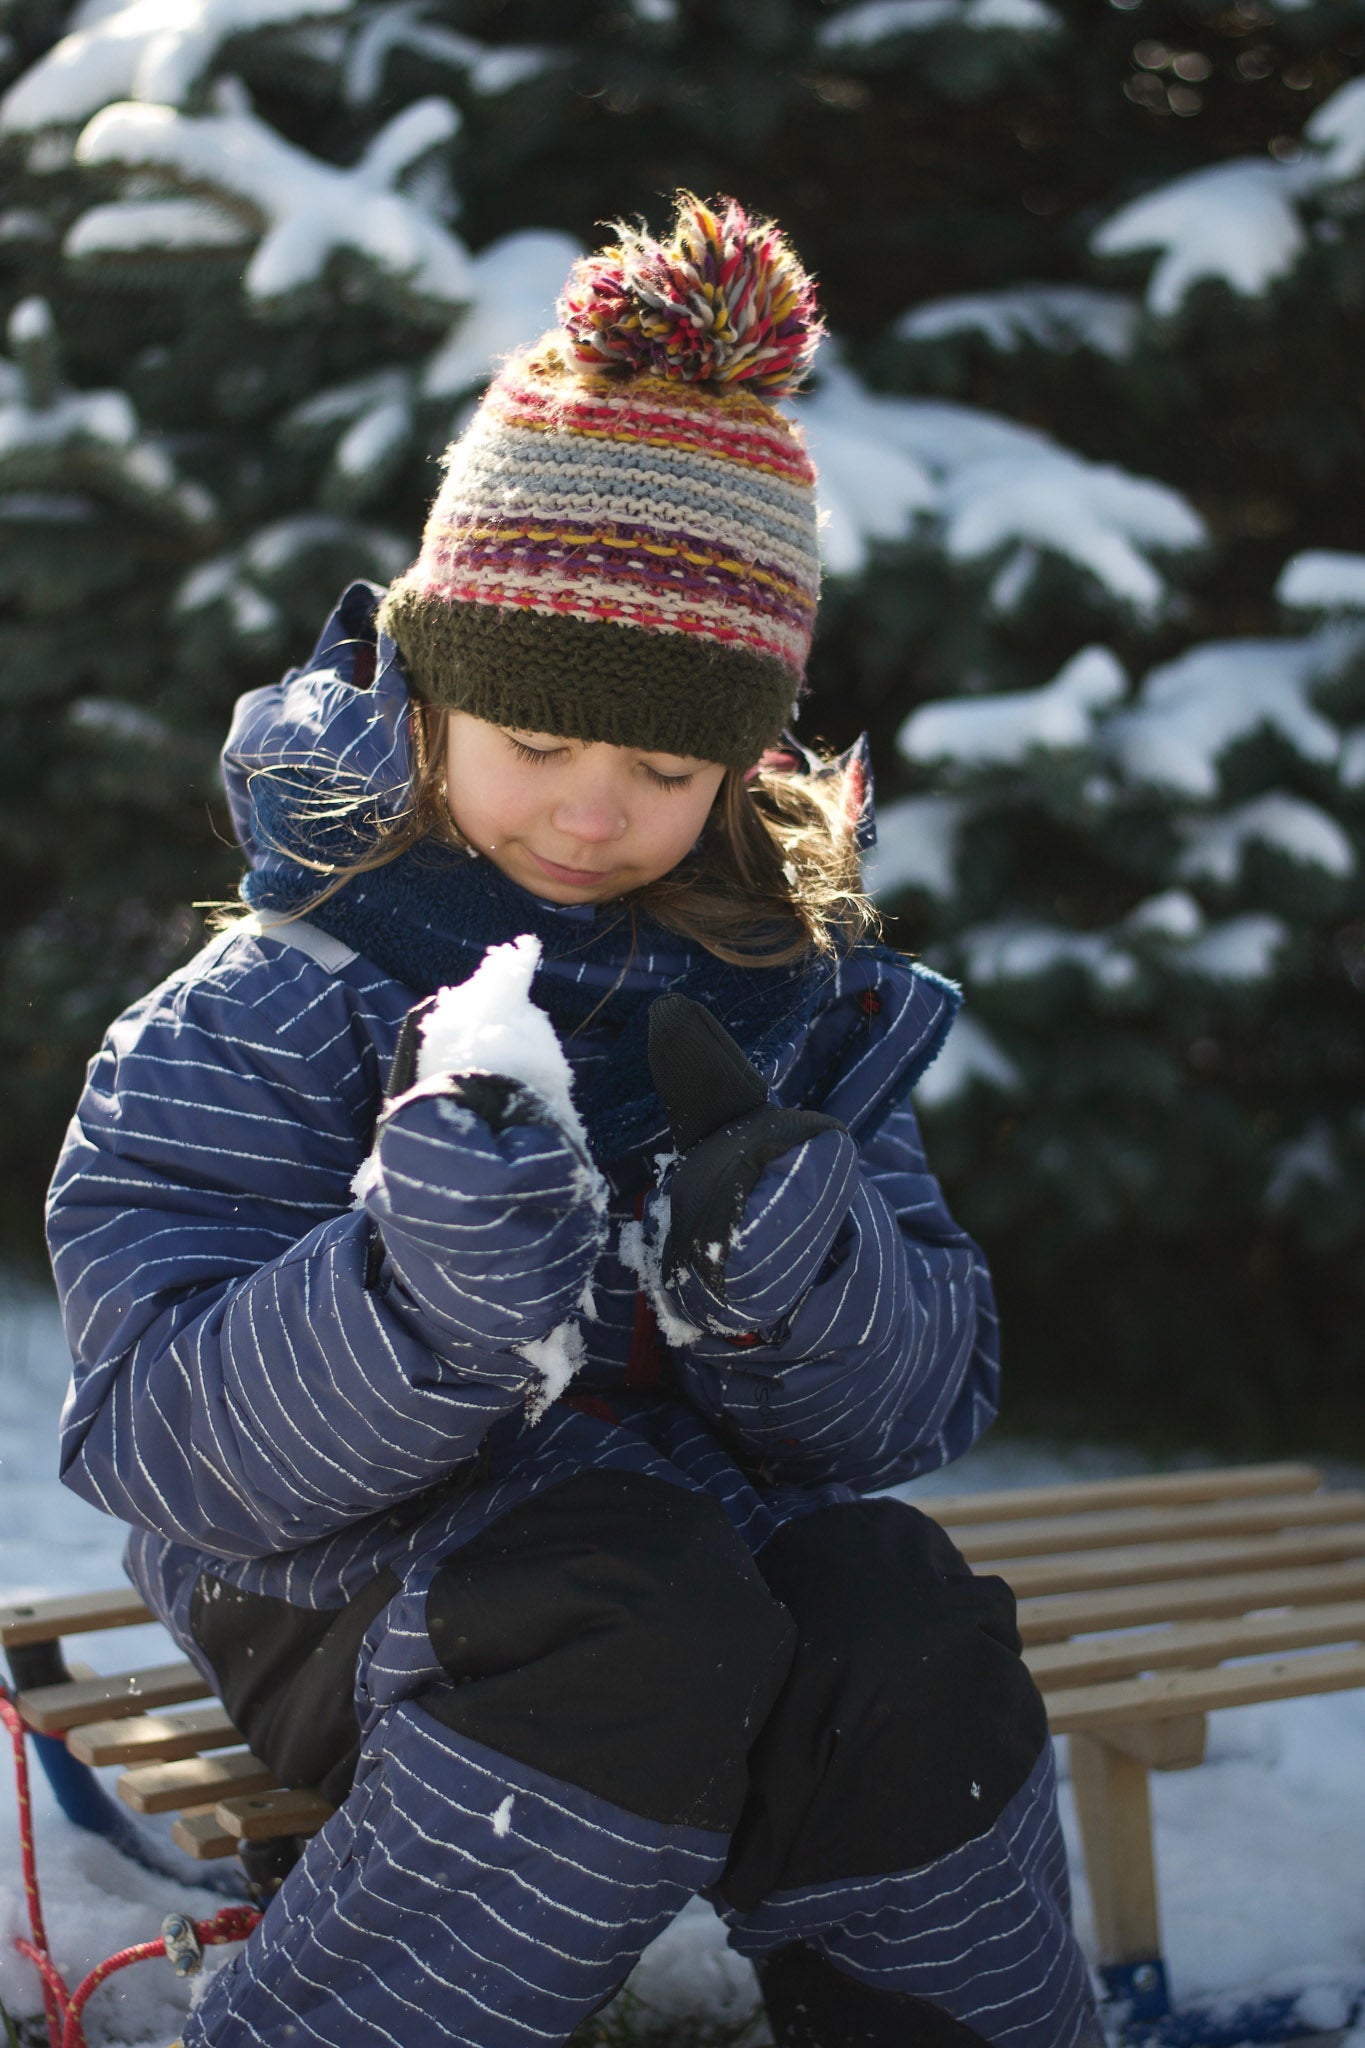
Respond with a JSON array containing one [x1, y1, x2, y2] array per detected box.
[[506, 737, 695, 791]]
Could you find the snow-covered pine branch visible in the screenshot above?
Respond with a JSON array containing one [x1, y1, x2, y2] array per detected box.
[[0, 0, 355, 134], [69, 81, 470, 315], [798, 359, 1204, 612], [0, 295, 215, 525]]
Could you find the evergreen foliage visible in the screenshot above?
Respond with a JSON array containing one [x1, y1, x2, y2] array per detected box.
[[1, 0, 1363, 1444]]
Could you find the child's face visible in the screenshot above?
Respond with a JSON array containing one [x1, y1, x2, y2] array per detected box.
[[443, 711, 728, 904]]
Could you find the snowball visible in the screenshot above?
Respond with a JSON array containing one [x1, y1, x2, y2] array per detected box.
[[410, 935, 589, 1156]]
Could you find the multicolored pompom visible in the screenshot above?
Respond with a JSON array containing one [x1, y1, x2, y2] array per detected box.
[[556, 192, 825, 399]]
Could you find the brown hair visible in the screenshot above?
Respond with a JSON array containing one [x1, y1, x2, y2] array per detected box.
[[217, 700, 879, 968]]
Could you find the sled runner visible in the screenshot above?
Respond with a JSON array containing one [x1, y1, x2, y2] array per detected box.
[[5, 1458, 1365, 2046]]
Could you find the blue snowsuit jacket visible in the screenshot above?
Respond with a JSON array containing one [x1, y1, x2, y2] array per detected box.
[[46, 585, 1001, 1641]]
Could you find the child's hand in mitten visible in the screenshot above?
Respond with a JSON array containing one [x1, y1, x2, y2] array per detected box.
[[646, 995, 857, 1333], [359, 951, 607, 1350]]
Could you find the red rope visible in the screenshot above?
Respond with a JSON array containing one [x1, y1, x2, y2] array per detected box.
[[1, 1682, 261, 2048]]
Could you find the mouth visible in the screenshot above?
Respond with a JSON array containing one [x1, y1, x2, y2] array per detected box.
[[527, 849, 616, 886]]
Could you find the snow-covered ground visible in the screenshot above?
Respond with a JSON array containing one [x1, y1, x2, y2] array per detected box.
[[2, 1275, 1365, 2044]]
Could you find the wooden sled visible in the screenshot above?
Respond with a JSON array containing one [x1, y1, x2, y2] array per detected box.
[[6, 1459, 1365, 2043]]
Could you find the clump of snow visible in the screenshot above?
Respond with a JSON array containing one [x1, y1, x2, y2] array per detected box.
[[913, 1012, 1021, 1109], [72, 87, 471, 310], [899, 647, 1126, 770], [618, 1210, 702, 1347], [343, 2, 555, 106], [1106, 636, 1347, 799], [1175, 792, 1354, 885], [1305, 72, 1365, 181], [412, 937, 588, 1154], [65, 194, 251, 257], [1173, 913, 1288, 984], [351, 937, 605, 1215], [491, 1793, 514, 1836], [864, 794, 970, 901], [1124, 889, 1205, 941], [794, 357, 1202, 604], [1264, 1119, 1341, 1211], [518, 1318, 587, 1423], [1276, 549, 1365, 615], [0, 0, 355, 133], [896, 285, 1140, 360], [422, 230, 584, 400], [1091, 158, 1310, 317], [816, 0, 1060, 48], [960, 918, 1139, 994]]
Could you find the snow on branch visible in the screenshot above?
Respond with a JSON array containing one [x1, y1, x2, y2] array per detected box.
[[0, 0, 353, 134], [899, 647, 1126, 772], [65, 194, 251, 260], [1276, 550, 1365, 617], [1175, 793, 1355, 885], [343, 0, 556, 106], [1107, 636, 1350, 798], [422, 229, 584, 400], [817, 0, 1061, 50], [958, 918, 1140, 996], [71, 85, 471, 313], [864, 793, 972, 900], [896, 285, 1140, 360], [1091, 159, 1311, 318], [913, 1012, 1021, 1109], [797, 359, 1202, 604], [0, 294, 214, 525]]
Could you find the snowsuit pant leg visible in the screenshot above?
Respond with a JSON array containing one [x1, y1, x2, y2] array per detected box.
[[182, 1468, 797, 2048], [715, 1499, 1102, 2048]]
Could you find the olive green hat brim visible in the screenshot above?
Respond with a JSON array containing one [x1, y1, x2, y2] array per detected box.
[[376, 588, 797, 770]]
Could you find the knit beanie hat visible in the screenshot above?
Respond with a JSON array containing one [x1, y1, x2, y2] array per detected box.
[[376, 193, 825, 770]]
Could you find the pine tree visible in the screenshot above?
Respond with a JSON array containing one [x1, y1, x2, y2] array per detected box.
[[1, 0, 1362, 1445]]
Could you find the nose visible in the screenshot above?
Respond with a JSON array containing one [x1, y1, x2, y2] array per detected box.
[[551, 767, 628, 845]]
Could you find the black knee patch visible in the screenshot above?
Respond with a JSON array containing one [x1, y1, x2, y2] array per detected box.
[[422, 1470, 796, 1830], [720, 1499, 1049, 1909], [757, 1944, 990, 2047], [191, 1568, 399, 1805]]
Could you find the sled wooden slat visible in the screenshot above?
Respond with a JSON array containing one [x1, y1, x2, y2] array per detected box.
[[980, 1519, 1365, 1599], [0, 1588, 154, 1647], [1022, 1599, 1365, 1686], [17, 1659, 209, 1734], [67, 1703, 240, 1767], [1014, 1556, 1365, 1642], [949, 1490, 1365, 1564], [1041, 1644, 1365, 1734], [214, 1786, 334, 1842], [927, 1461, 1321, 1526], [171, 1807, 241, 1860], [118, 1748, 278, 1815]]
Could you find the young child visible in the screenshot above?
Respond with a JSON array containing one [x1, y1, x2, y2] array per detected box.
[[47, 196, 1100, 2048]]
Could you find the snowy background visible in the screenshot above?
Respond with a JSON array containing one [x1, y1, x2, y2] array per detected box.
[[3, 1272, 1365, 2046]]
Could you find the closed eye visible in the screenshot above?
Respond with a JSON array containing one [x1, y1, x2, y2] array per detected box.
[[642, 765, 696, 791], [507, 737, 564, 765]]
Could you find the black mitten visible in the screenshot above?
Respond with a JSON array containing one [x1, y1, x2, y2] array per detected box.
[[647, 995, 843, 1293]]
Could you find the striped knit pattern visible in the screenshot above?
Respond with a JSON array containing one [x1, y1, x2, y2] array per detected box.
[[377, 350, 821, 765]]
